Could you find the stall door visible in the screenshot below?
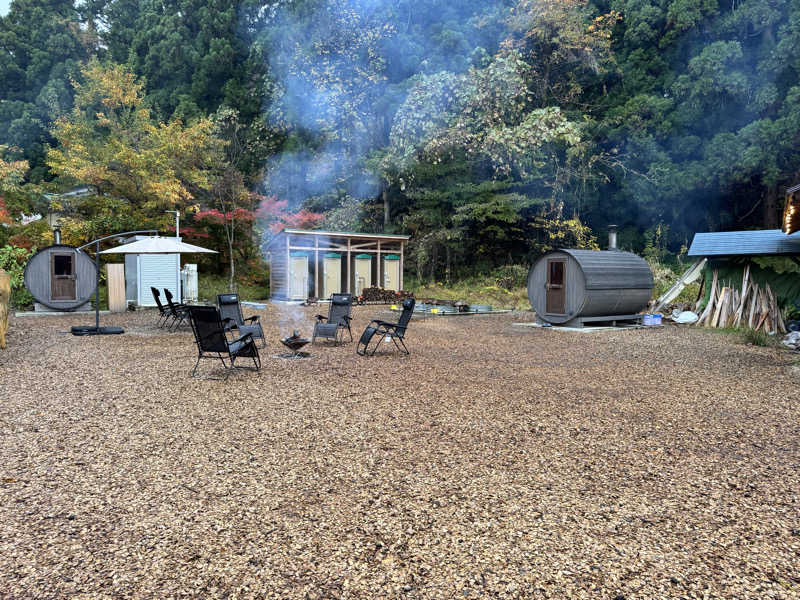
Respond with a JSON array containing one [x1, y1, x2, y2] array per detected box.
[[290, 255, 308, 299], [51, 252, 76, 300], [383, 259, 400, 291], [545, 259, 566, 314], [354, 257, 371, 295], [323, 256, 341, 297]]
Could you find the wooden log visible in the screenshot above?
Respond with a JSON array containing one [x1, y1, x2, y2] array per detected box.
[[698, 270, 719, 326], [726, 288, 739, 328], [712, 287, 727, 328], [734, 265, 750, 327], [0, 269, 9, 350], [756, 290, 770, 331], [747, 283, 759, 329]]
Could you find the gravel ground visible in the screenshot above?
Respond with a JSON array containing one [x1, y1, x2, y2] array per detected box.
[[1, 305, 799, 599]]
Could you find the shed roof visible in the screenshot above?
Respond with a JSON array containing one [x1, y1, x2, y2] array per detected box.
[[557, 249, 654, 290], [688, 229, 800, 257], [265, 228, 409, 250]]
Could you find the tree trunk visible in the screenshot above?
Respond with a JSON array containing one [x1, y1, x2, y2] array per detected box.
[[445, 244, 451, 285], [763, 183, 779, 228], [383, 188, 390, 230], [227, 219, 236, 292], [430, 243, 438, 283]]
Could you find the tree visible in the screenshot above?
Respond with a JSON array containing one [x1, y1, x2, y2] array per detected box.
[[46, 60, 223, 222], [0, 0, 89, 179]]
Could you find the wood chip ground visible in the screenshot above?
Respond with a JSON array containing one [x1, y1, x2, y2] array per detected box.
[[1, 306, 799, 599]]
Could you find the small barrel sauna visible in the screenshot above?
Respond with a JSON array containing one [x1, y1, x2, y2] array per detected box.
[[527, 249, 653, 327], [24, 244, 97, 311]]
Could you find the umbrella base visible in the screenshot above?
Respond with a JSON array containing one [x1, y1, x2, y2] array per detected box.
[[71, 325, 125, 336]]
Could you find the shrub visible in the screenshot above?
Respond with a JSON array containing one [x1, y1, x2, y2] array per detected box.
[[741, 328, 773, 347], [492, 264, 528, 290]]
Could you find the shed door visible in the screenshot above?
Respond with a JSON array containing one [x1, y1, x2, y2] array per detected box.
[[290, 256, 308, 299], [51, 252, 76, 300], [384, 260, 399, 291], [323, 257, 341, 297], [546, 259, 566, 314]]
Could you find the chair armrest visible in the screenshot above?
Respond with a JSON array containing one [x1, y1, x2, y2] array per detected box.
[[229, 332, 253, 345], [373, 320, 398, 328], [342, 315, 352, 323], [244, 315, 260, 323], [316, 315, 328, 321], [222, 317, 236, 330]]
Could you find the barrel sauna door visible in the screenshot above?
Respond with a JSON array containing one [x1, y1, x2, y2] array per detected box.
[[545, 259, 565, 313], [51, 252, 76, 300]]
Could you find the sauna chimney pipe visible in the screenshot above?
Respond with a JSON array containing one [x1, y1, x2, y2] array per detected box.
[[53, 225, 61, 245], [608, 225, 618, 250]]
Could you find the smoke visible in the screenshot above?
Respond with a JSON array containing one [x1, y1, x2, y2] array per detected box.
[[257, 0, 512, 213]]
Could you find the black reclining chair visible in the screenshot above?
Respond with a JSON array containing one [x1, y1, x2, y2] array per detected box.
[[217, 293, 266, 348], [356, 297, 415, 356], [187, 305, 261, 379], [164, 288, 190, 331], [151, 287, 171, 328], [312, 293, 353, 345]]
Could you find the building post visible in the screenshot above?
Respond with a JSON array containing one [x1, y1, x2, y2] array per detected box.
[[285, 233, 290, 299], [315, 237, 319, 299], [377, 240, 382, 287], [399, 242, 404, 291], [346, 239, 351, 294]]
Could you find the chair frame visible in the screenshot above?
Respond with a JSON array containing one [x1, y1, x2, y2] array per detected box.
[[187, 306, 261, 379], [356, 297, 415, 356], [216, 293, 266, 348], [164, 288, 189, 331], [151, 287, 171, 328], [312, 293, 353, 345]]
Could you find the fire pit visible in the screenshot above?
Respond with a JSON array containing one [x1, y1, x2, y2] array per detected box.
[[278, 330, 311, 359]]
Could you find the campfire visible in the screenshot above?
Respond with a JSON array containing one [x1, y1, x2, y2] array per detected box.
[[279, 330, 311, 359]]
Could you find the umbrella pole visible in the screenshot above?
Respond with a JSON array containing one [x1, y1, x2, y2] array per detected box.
[[71, 229, 158, 336], [95, 239, 100, 330]]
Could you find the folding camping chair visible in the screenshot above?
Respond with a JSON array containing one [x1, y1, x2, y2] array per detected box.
[[164, 288, 190, 331], [312, 293, 353, 345], [216, 293, 266, 348], [356, 297, 415, 356], [187, 305, 261, 379]]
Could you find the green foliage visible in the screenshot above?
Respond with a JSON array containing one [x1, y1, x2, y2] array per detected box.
[[492, 264, 529, 290], [197, 272, 269, 304], [0, 0, 88, 178], [0, 244, 35, 307], [407, 276, 530, 310], [740, 328, 774, 347]]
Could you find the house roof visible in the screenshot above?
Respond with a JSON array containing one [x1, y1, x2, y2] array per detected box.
[[265, 228, 409, 250], [688, 229, 800, 257]]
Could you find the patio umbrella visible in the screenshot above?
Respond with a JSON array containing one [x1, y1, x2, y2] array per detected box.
[[72, 233, 217, 336], [98, 236, 217, 255]]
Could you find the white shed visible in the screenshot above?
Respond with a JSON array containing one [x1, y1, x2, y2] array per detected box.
[[124, 236, 182, 306]]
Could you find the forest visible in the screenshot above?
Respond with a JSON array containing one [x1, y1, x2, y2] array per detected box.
[[2, 0, 800, 296]]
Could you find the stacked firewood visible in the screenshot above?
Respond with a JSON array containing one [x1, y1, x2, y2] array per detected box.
[[359, 287, 413, 303], [696, 265, 786, 333]]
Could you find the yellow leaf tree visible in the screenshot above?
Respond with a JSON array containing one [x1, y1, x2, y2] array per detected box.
[[47, 60, 223, 221]]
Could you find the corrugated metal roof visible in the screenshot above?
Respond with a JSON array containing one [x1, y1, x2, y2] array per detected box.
[[264, 228, 410, 250], [559, 249, 654, 290], [688, 230, 800, 256]]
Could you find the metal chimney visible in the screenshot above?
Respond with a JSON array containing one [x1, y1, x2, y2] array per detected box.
[[608, 225, 618, 250], [53, 225, 62, 245]]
